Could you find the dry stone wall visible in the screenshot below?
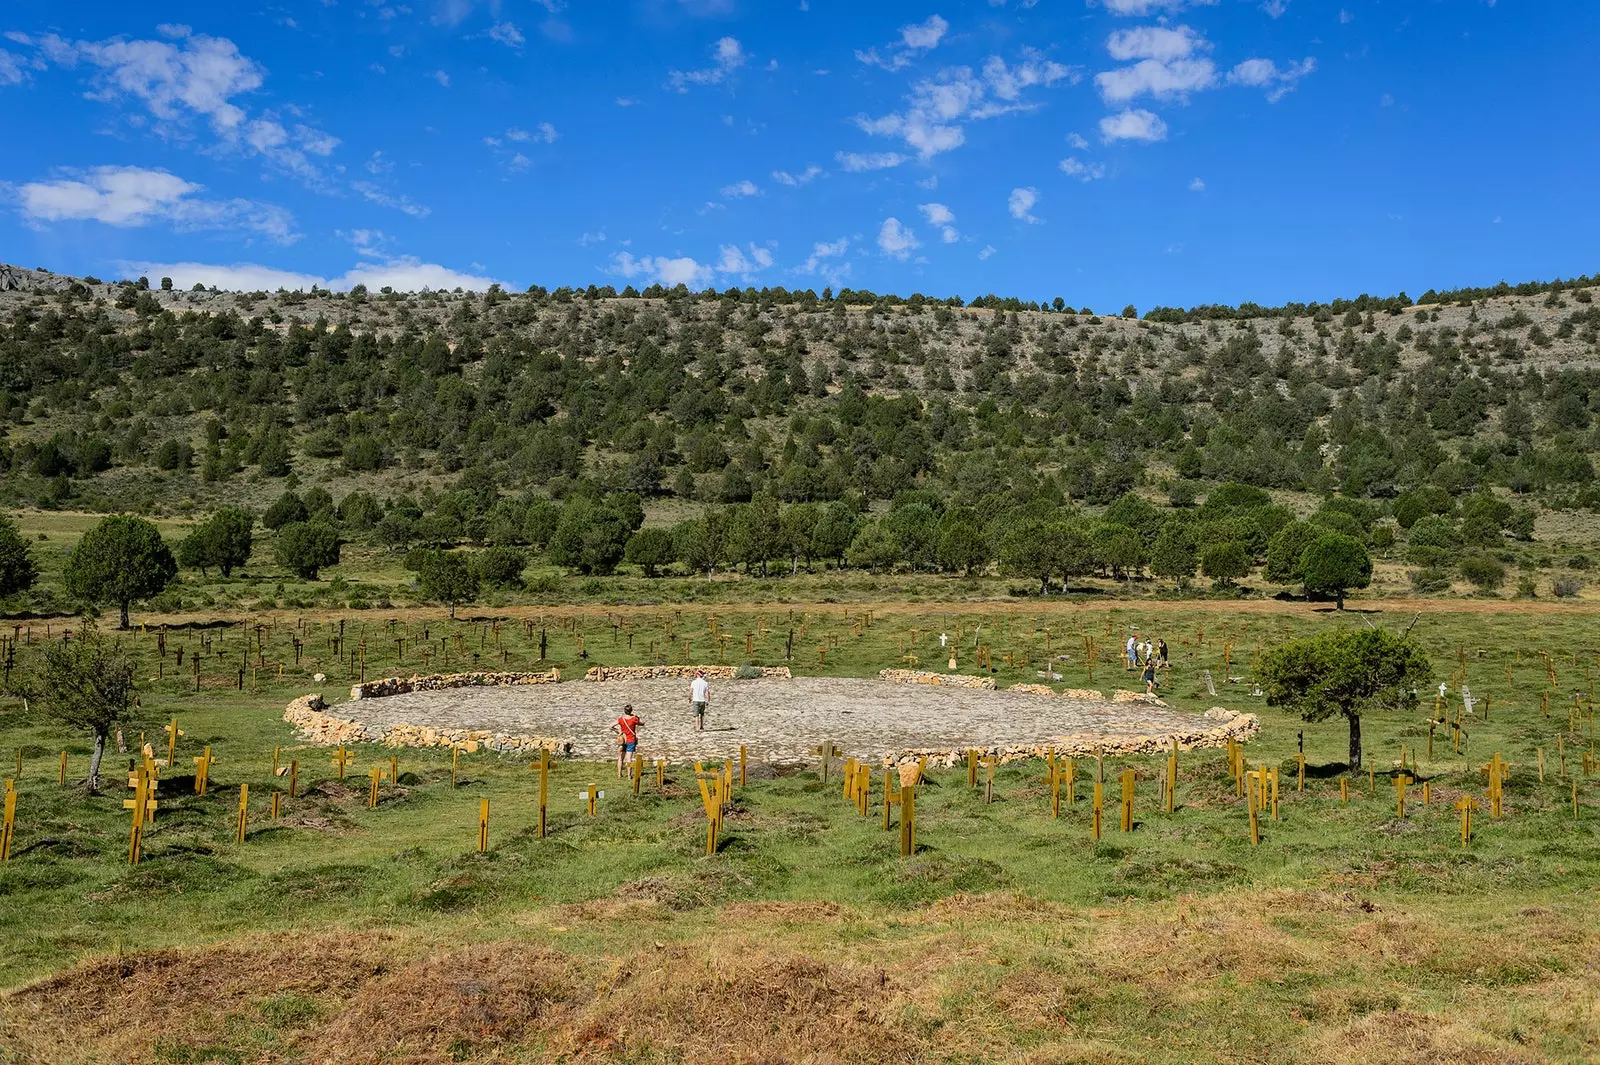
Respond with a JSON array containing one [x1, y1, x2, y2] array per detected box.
[[877, 668, 996, 690], [881, 707, 1259, 768], [283, 691, 569, 755], [583, 665, 792, 681], [350, 669, 562, 700]]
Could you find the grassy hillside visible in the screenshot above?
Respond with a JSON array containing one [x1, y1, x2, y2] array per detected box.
[[3, 266, 1600, 617], [0, 603, 1596, 1062]]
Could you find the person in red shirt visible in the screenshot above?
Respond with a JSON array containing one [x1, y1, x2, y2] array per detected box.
[[612, 703, 643, 778]]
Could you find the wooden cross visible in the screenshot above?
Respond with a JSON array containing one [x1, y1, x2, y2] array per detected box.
[[1091, 781, 1104, 841], [1168, 739, 1180, 812], [1394, 773, 1410, 819], [1456, 795, 1478, 846], [193, 747, 214, 795], [235, 784, 249, 843], [368, 767, 382, 809], [532, 748, 550, 839], [0, 781, 15, 862], [1119, 769, 1136, 832], [270, 791, 282, 820], [478, 799, 490, 853], [898, 783, 916, 857], [814, 742, 840, 783], [331, 745, 353, 780], [584, 782, 599, 817], [164, 718, 183, 769]]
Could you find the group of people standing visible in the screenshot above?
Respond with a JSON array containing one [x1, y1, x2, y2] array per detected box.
[[1125, 634, 1170, 694], [608, 670, 711, 777]]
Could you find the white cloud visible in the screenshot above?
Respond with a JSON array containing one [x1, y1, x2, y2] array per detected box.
[[365, 151, 394, 175], [918, 202, 960, 242], [835, 150, 907, 171], [1066, 131, 1090, 150], [609, 252, 714, 288], [1106, 25, 1205, 63], [0, 48, 28, 86], [1261, 0, 1289, 16], [576, 231, 606, 246], [901, 15, 950, 51], [1059, 157, 1107, 181], [856, 14, 950, 71], [1188, 176, 1205, 191], [1097, 0, 1217, 14], [10, 27, 262, 134], [1008, 186, 1041, 223], [851, 50, 1074, 161], [1338, 8, 1353, 23], [715, 243, 775, 278], [720, 179, 761, 198], [977, 244, 996, 260], [1228, 56, 1316, 101], [1095, 57, 1215, 102], [352, 181, 431, 218], [1099, 108, 1168, 142], [917, 174, 939, 189], [795, 238, 851, 287], [340, 228, 389, 257], [771, 165, 823, 186], [616, 96, 639, 106], [877, 217, 920, 259], [668, 36, 745, 92], [16, 165, 297, 242], [121, 257, 503, 293], [488, 21, 525, 48], [432, 69, 451, 87]]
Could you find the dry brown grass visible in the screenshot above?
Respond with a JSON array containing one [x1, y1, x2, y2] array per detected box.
[[3, 890, 1596, 1064]]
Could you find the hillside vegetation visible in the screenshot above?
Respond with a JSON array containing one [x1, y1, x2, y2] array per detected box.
[[3, 264, 1600, 614]]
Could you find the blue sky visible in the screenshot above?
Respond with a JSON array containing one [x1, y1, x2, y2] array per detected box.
[[1, 0, 1594, 309]]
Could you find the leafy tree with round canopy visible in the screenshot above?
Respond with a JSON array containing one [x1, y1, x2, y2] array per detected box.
[[177, 507, 254, 578], [1264, 520, 1320, 585], [26, 619, 141, 792], [263, 491, 308, 530], [0, 514, 39, 598], [1259, 627, 1431, 771], [1149, 520, 1197, 589], [1300, 533, 1372, 609], [624, 528, 676, 577], [274, 521, 341, 580], [63, 515, 177, 629], [1199, 541, 1250, 588], [415, 550, 479, 617], [472, 546, 527, 588]]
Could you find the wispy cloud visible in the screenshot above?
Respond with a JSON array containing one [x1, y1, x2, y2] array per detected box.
[[1059, 157, 1107, 181], [1227, 56, 1316, 101], [856, 14, 950, 71], [850, 50, 1074, 161], [877, 217, 920, 259], [668, 36, 745, 92], [120, 256, 503, 292], [352, 181, 431, 218], [16, 165, 297, 242], [1099, 108, 1168, 142], [918, 202, 960, 243], [1008, 186, 1041, 223], [835, 150, 907, 172], [772, 165, 823, 186], [720, 179, 761, 198]]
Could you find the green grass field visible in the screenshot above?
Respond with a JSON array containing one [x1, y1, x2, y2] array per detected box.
[[1, 602, 1598, 1063]]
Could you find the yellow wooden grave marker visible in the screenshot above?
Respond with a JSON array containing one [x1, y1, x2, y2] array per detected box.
[[532, 748, 550, 838], [1246, 775, 1260, 846], [1167, 739, 1180, 813], [164, 718, 183, 769], [193, 747, 214, 795], [898, 783, 915, 856], [332, 745, 353, 780], [368, 766, 382, 809], [270, 791, 282, 820], [632, 752, 644, 796], [739, 745, 747, 787], [235, 784, 249, 843], [814, 741, 840, 783], [1394, 773, 1410, 819], [1456, 795, 1478, 846], [288, 759, 299, 798], [1340, 777, 1348, 803], [1119, 769, 1135, 832], [1091, 781, 1103, 841], [478, 799, 490, 853], [0, 781, 14, 861]]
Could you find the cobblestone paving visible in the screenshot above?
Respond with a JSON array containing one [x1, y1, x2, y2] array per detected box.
[[342, 677, 1214, 763]]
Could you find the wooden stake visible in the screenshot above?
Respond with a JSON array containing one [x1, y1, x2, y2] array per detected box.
[[898, 784, 915, 856], [270, 791, 281, 820], [1119, 769, 1135, 832], [236, 784, 249, 843], [478, 799, 490, 853], [1091, 781, 1103, 841]]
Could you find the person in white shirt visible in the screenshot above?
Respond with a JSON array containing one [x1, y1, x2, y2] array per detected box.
[[689, 670, 710, 732], [1125, 635, 1137, 670]]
